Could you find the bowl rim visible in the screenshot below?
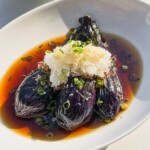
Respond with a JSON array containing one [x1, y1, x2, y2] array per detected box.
[[0, 0, 150, 150]]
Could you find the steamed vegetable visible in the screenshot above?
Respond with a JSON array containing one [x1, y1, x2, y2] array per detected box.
[[94, 71, 123, 120], [14, 15, 124, 131], [95, 85, 120, 121], [15, 69, 54, 118], [66, 16, 106, 47], [56, 77, 96, 130]]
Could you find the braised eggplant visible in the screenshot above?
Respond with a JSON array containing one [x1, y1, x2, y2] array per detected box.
[[66, 16, 106, 47], [15, 69, 54, 118], [94, 77, 122, 121], [66, 16, 123, 121], [14, 15, 124, 132], [56, 77, 96, 130]]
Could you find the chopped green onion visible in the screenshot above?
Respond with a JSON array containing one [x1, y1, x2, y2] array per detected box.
[[62, 100, 70, 110], [73, 47, 83, 54], [62, 69, 68, 74], [42, 123, 51, 130], [58, 69, 69, 81], [72, 41, 82, 47], [47, 100, 56, 111], [37, 87, 46, 95], [96, 98, 103, 106], [46, 132, 53, 139], [40, 80, 46, 86], [59, 48, 64, 54], [74, 78, 85, 89], [45, 50, 51, 54], [122, 65, 128, 70], [41, 74, 48, 80], [96, 79, 104, 87], [35, 117, 42, 125], [67, 40, 73, 44]]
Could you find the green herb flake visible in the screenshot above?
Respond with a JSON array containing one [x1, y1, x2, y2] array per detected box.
[[35, 117, 42, 125], [73, 47, 83, 54], [62, 100, 70, 110], [122, 65, 128, 70], [47, 100, 56, 111], [40, 80, 47, 86], [58, 69, 68, 81], [37, 87, 46, 95], [59, 48, 64, 54], [96, 79, 104, 87], [46, 132, 53, 139], [74, 78, 85, 89], [72, 41, 82, 48], [41, 74, 48, 80], [62, 69, 68, 74], [42, 123, 51, 130], [67, 40, 73, 44], [45, 50, 51, 54], [96, 98, 103, 106]]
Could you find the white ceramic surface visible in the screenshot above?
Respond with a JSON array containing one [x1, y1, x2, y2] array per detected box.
[[0, 0, 150, 150]]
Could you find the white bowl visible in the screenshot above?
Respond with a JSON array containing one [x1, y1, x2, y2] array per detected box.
[[0, 0, 150, 150]]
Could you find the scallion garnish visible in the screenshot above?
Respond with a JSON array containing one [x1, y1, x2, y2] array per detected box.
[[62, 68, 68, 74], [41, 74, 48, 80], [46, 132, 53, 139], [47, 100, 56, 112], [59, 48, 64, 54], [73, 47, 83, 54], [74, 78, 85, 89], [72, 41, 82, 47], [62, 100, 70, 110], [35, 117, 42, 125], [42, 123, 51, 130], [45, 50, 51, 54], [96, 79, 104, 87], [96, 98, 103, 106], [37, 87, 46, 95], [40, 80, 46, 86], [67, 40, 72, 44], [58, 69, 68, 81]]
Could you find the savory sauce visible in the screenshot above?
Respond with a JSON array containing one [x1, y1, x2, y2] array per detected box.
[[0, 33, 142, 141]]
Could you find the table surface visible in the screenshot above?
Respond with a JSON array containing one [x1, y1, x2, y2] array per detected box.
[[0, 0, 150, 150]]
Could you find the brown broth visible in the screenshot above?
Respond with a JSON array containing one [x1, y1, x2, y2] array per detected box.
[[0, 33, 142, 141]]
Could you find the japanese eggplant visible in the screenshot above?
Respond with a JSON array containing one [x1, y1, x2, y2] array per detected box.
[[14, 15, 123, 131], [56, 77, 96, 130], [15, 69, 54, 118]]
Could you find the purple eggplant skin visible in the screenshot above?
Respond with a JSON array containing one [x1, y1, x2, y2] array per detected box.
[[15, 69, 54, 118], [66, 16, 106, 48], [56, 77, 96, 131], [94, 86, 120, 120], [94, 73, 123, 120]]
